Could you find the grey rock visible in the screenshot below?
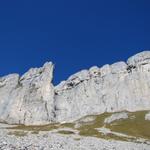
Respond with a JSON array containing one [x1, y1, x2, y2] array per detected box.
[[127, 50, 150, 66], [0, 51, 150, 125], [145, 112, 150, 121], [104, 112, 128, 124], [0, 129, 149, 150], [0, 62, 55, 125], [110, 61, 127, 74], [0, 51, 150, 149], [55, 51, 150, 122]]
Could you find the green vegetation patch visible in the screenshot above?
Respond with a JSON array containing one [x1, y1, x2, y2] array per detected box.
[[8, 131, 28, 137], [7, 123, 59, 132], [31, 131, 39, 134], [77, 113, 110, 137], [76, 110, 150, 142], [107, 111, 150, 140], [57, 130, 75, 135], [6, 110, 150, 142], [6, 122, 75, 134], [59, 123, 75, 129]]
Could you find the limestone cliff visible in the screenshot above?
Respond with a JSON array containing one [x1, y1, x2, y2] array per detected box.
[[55, 51, 150, 122], [0, 62, 55, 125], [0, 51, 150, 125]]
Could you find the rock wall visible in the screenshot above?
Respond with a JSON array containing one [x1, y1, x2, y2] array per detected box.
[[0, 51, 150, 125], [55, 51, 150, 122], [0, 62, 55, 125]]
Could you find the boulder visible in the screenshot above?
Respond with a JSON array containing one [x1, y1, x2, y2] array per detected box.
[[104, 112, 128, 124]]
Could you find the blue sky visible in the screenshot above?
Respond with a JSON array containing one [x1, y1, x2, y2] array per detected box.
[[0, 0, 149, 84]]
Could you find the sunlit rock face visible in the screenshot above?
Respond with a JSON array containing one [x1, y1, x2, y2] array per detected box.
[[104, 112, 128, 124], [145, 112, 150, 121], [0, 62, 55, 125], [55, 51, 150, 122], [0, 51, 150, 125]]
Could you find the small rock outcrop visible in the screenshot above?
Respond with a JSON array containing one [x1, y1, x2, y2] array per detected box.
[[104, 112, 128, 124], [145, 112, 150, 121], [0, 51, 150, 125]]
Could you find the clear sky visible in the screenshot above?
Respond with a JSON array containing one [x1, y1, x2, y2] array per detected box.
[[0, 0, 149, 85]]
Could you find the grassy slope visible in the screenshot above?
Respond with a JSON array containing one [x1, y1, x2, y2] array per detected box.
[[6, 111, 150, 143]]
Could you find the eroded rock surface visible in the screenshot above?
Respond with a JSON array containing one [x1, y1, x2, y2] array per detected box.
[[0, 62, 55, 125], [0, 51, 150, 125], [55, 51, 150, 122]]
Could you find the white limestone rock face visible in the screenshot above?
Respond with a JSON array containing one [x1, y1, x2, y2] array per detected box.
[[0, 62, 55, 125], [0, 51, 150, 125], [55, 51, 150, 122], [104, 112, 128, 124], [145, 112, 150, 121], [127, 50, 150, 66]]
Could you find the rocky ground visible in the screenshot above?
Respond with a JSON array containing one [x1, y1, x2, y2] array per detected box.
[[0, 121, 149, 150], [0, 129, 149, 150]]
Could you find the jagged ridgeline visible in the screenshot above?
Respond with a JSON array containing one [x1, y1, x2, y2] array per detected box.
[[0, 51, 150, 126]]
